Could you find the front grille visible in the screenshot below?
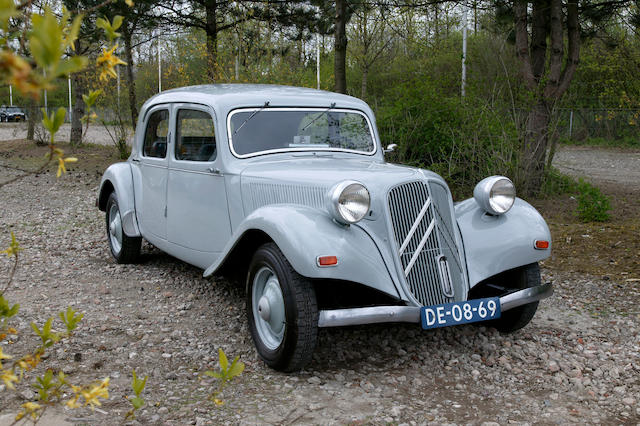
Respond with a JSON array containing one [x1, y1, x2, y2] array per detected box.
[[387, 181, 464, 306]]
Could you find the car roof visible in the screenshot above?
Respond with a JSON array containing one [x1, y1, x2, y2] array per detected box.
[[141, 84, 372, 114]]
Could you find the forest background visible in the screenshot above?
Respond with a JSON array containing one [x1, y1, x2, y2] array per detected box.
[[2, 0, 639, 197]]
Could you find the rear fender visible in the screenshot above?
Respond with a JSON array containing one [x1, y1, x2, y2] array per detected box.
[[203, 205, 400, 299], [455, 197, 551, 287], [97, 162, 140, 237]]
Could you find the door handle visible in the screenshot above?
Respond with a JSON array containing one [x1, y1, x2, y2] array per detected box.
[[131, 158, 140, 163], [207, 167, 222, 175]]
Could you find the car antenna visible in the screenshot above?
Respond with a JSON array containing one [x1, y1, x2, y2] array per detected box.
[[233, 101, 270, 136], [301, 102, 336, 132]]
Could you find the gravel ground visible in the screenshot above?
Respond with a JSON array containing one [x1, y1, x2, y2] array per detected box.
[[0, 158, 639, 424], [553, 146, 640, 187], [0, 122, 130, 146]]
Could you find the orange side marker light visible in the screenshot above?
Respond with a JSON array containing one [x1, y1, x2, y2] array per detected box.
[[534, 240, 550, 250], [317, 256, 338, 267]]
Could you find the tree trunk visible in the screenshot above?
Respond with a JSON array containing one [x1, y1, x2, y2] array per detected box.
[[26, 98, 37, 142], [361, 65, 368, 99], [204, 0, 218, 83], [520, 101, 550, 195], [122, 27, 138, 126], [334, 0, 347, 94], [70, 71, 85, 146]]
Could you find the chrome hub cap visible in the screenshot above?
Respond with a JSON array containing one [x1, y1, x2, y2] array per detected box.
[[108, 204, 123, 255], [252, 266, 285, 350]]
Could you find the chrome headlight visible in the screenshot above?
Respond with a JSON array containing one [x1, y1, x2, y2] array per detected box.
[[327, 181, 370, 224], [473, 176, 516, 215]]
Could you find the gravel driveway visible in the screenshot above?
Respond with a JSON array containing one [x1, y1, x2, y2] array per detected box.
[[0, 122, 130, 146], [0, 155, 639, 424]]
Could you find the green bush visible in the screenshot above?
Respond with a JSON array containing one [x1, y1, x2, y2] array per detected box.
[[376, 78, 518, 197], [540, 167, 579, 196], [575, 178, 611, 222]]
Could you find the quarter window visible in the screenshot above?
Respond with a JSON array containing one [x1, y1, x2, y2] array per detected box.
[[143, 109, 169, 158], [175, 109, 216, 162]]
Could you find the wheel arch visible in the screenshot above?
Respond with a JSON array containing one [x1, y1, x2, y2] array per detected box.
[[97, 162, 140, 237]]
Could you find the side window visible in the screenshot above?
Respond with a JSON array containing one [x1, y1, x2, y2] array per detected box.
[[143, 109, 169, 158], [175, 109, 216, 161]]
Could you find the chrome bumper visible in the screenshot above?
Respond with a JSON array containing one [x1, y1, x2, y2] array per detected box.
[[317, 282, 553, 328]]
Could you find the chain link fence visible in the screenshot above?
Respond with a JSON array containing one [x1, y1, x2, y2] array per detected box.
[[555, 108, 640, 143]]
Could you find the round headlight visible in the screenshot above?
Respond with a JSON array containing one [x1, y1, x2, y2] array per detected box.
[[327, 181, 370, 224], [473, 176, 516, 215]]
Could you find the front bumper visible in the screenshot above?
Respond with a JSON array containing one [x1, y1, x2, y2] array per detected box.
[[317, 282, 553, 327]]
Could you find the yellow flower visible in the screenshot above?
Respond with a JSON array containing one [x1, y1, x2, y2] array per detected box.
[[1, 232, 21, 257], [81, 377, 110, 409], [214, 398, 224, 406], [66, 394, 81, 409], [18, 402, 41, 420], [0, 347, 12, 369], [56, 156, 78, 178], [1, 369, 19, 389], [125, 0, 134, 6], [97, 45, 126, 81]]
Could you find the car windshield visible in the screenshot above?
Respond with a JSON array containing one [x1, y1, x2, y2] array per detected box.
[[228, 108, 376, 157], [7, 107, 21, 113]]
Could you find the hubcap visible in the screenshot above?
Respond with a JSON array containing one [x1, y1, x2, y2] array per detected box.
[[252, 266, 285, 350], [108, 203, 123, 255]]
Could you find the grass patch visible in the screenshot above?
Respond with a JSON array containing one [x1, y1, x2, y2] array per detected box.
[[560, 136, 639, 148]]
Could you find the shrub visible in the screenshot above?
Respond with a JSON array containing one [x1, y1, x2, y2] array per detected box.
[[575, 178, 611, 222]]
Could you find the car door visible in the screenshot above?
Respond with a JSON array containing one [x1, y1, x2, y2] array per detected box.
[[167, 104, 231, 254], [138, 106, 171, 240]]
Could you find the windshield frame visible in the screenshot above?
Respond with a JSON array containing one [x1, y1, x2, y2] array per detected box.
[[226, 107, 378, 159]]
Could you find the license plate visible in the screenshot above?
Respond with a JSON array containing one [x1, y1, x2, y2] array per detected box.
[[421, 297, 501, 330]]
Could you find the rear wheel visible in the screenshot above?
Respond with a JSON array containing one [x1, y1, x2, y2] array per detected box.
[[247, 243, 318, 372], [105, 192, 141, 264], [491, 263, 541, 333]]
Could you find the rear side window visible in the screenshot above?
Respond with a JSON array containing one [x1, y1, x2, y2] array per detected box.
[[175, 109, 216, 161], [143, 109, 169, 158]]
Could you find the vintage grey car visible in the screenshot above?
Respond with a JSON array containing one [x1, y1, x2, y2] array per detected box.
[[97, 84, 553, 372]]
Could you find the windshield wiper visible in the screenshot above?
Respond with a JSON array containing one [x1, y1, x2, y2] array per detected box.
[[301, 102, 336, 132], [233, 101, 270, 136]]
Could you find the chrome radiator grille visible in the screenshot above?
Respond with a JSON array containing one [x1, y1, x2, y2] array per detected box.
[[388, 181, 464, 306]]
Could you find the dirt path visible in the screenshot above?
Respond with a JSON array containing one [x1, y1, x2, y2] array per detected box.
[[553, 146, 640, 187], [0, 122, 131, 146]]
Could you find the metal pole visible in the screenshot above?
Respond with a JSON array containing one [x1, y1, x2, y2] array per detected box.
[[461, 5, 468, 98], [117, 63, 121, 113], [68, 77, 72, 122], [316, 34, 320, 90], [235, 55, 239, 80], [9, 85, 12, 106], [569, 110, 573, 139], [158, 36, 162, 93]]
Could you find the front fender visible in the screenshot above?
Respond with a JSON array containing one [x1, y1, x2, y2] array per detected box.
[[456, 197, 551, 287], [203, 205, 400, 299], [97, 162, 140, 237]]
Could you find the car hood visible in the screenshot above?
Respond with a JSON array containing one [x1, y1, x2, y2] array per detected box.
[[238, 156, 448, 214]]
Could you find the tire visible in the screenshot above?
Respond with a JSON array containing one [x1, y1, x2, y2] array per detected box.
[[491, 263, 541, 333], [247, 242, 318, 372], [105, 192, 141, 264]]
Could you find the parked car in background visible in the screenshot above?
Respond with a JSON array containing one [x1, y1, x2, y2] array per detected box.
[[0, 106, 27, 122], [97, 84, 553, 372]]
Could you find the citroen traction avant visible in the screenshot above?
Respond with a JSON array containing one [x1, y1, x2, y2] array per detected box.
[[97, 84, 552, 371]]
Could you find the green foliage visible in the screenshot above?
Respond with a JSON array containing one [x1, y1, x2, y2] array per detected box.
[[96, 16, 123, 42], [575, 178, 611, 222], [540, 167, 579, 197], [59, 306, 83, 333], [204, 348, 245, 405], [126, 369, 148, 418], [83, 89, 103, 108], [42, 107, 67, 138], [31, 318, 61, 347], [0, 295, 19, 319]]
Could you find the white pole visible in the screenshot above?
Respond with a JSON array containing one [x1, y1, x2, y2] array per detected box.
[[461, 5, 468, 98], [117, 63, 121, 112], [235, 55, 239, 80], [44, 88, 48, 115], [9, 85, 12, 106], [157, 36, 162, 93], [316, 34, 320, 90], [68, 77, 72, 122]]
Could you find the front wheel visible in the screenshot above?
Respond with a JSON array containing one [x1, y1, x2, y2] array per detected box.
[[247, 243, 318, 372], [105, 192, 141, 264], [491, 263, 541, 333]]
